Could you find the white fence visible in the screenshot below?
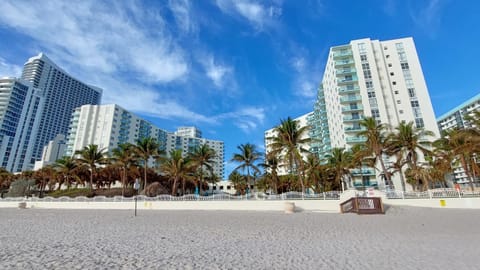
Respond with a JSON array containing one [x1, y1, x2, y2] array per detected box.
[[2, 189, 480, 203], [0, 191, 341, 202], [384, 188, 480, 199]]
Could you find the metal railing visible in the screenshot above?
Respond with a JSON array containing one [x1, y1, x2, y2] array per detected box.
[[384, 188, 480, 199], [0, 191, 342, 202]]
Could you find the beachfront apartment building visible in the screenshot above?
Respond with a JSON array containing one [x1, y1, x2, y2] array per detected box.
[[0, 77, 44, 171], [264, 112, 313, 176], [309, 37, 440, 190], [63, 104, 225, 178], [437, 93, 480, 133], [436, 93, 480, 185], [0, 53, 102, 172]]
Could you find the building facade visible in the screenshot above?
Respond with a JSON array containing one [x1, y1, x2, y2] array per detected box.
[[436, 93, 480, 184], [311, 37, 440, 190], [33, 134, 67, 170], [63, 104, 225, 178], [264, 112, 313, 176], [0, 77, 44, 172], [437, 93, 480, 133], [20, 53, 102, 170]]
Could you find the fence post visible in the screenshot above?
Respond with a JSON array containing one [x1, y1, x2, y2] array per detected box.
[[428, 189, 432, 199], [402, 191, 405, 200], [323, 192, 326, 200], [457, 189, 461, 198]]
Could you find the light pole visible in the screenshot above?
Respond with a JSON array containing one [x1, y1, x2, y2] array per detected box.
[[133, 178, 140, 217]]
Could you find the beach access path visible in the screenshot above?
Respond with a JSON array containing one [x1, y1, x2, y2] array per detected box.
[[0, 206, 479, 269]]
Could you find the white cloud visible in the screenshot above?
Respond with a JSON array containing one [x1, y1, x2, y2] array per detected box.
[[0, 0, 188, 83], [289, 56, 318, 98], [199, 55, 233, 88], [0, 57, 22, 77], [215, 0, 282, 30], [409, 0, 446, 38], [168, 0, 195, 34], [212, 106, 265, 133]]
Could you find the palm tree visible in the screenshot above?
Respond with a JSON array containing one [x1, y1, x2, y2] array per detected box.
[[134, 138, 160, 192], [267, 117, 311, 193], [112, 143, 137, 196], [304, 153, 327, 193], [259, 154, 280, 194], [326, 148, 352, 191], [75, 144, 108, 190], [160, 149, 192, 196], [389, 121, 434, 191], [349, 143, 373, 190], [189, 144, 216, 195], [435, 128, 478, 191], [54, 156, 80, 190], [231, 143, 262, 190], [229, 171, 246, 195], [358, 117, 393, 188]]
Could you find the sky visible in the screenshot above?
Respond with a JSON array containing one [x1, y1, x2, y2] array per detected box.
[[0, 0, 479, 177]]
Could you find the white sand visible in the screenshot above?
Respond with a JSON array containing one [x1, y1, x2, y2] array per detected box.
[[0, 206, 479, 269]]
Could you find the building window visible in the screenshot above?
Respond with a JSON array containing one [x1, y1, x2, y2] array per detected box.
[[408, 88, 416, 98], [397, 100, 401, 104], [394, 90, 399, 94], [371, 109, 380, 118], [411, 100, 419, 107], [415, 118, 425, 128], [360, 55, 367, 61], [392, 81, 396, 85], [388, 63, 392, 67], [386, 55, 390, 58], [401, 63, 409, 70], [399, 110, 404, 114], [365, 81, 373, 88], [367, 91, 376, 98], [390, 72, 394, 76]]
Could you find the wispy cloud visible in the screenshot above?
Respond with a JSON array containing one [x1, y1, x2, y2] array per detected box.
[[199, 54, 234, 88], [289, 56, 319, 98], [168, 0, 196, 34], [0, 1, 189, 83], [0, 57, 22, 77], [0, 0, 254, 130], [215, 0, 282, 30], [216, 107, 265, 133], [409, 0, 447, 38]]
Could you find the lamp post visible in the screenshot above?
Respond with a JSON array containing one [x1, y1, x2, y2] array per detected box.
[[133, 178, 140, 216]]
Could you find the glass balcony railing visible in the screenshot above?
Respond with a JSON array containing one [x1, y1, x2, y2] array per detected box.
[[343, 116, 362, 122], [340, 95, 362, 103], [333, 51, 353, 58], [342, 105, 363, 112], [344, 126, 366, 132], [338, 77, 358, 84], [351, 168, 376, 176], [346, 136, 366, 143], [336, 68, 356, 76], [339, 88, 360, 95], [334, 59, 354, 66]]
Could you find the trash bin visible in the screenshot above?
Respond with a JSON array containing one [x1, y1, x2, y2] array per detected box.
[[440, 200, 446, 207], [284, 202, 295, 214]]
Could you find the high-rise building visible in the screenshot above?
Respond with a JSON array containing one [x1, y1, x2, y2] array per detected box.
[[437, 93, 480, 133], [0, 77, 44, 172], [436, 93, 480, 184], [169, 127, 225, 179], [20, 53, 102, 170], [264, 112, 313, 175], [63, 104, 225, 178], [310, 37, 440, 190], [175, 126, 202, 138], [33, 134, 67, 170]]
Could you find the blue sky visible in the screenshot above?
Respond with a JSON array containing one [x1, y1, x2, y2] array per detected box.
[[0, 0, 479, 177]]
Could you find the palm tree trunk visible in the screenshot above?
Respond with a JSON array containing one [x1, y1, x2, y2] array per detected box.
[[171, 176, 178, 196], [90, 170, 94, 190], [143, 159, 148, 192]]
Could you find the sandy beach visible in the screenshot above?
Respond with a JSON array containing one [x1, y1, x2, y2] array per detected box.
[[0, 206, 479, 269]]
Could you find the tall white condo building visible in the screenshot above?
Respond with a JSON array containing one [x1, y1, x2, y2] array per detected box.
[[309, 37, 440, 189], [19, 53, 102, 171]]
